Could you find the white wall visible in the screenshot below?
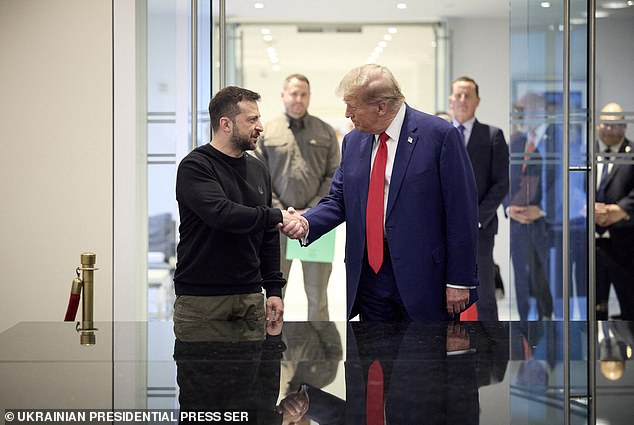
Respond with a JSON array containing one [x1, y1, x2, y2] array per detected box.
[[597, 16, 634, 140], [0, 0, 113, 332], [448, 17, 512, 304], [113, 0, 149, 323]]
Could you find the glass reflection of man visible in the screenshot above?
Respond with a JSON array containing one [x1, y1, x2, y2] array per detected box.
[[276, 322, 484, 425], [507, 92, 553, 320], [174, 318, 285, 424], [595, 102, 634, 320]]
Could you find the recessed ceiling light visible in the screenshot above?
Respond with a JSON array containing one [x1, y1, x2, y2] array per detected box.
[[397, 3, 407, 10], [596, 10, 610, 17], [378, 41, 388, 48], [602, 1, 629, 8], [540, 1, 551, 8], [383, 34, 393, 41], [254, 2, 264, 9], [263, 35, 273, 42], [260, 28, 270, 35], [388, 27, 398, 34], [629, 1, 634, 6], [570, 17, 587, 25]]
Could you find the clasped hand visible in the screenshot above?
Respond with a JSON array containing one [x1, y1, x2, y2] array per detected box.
[[595, 202, 627, 227], [508, 205, 544, 224], [279, 207, 309, 239]]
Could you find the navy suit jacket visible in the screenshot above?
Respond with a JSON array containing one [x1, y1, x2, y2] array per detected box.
[[597, 137, 634, 253], [303, 104, 479, 321], [467, 120, 509, 237]]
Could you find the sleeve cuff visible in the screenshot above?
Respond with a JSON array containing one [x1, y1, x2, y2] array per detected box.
[[446, 283, 477, 289], [269, 208, 283, 226]]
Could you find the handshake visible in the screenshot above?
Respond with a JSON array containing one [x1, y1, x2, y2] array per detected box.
[[279, 207, 309, 240]]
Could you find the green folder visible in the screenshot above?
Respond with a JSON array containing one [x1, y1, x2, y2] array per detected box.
[[286, 229, 336, 263]]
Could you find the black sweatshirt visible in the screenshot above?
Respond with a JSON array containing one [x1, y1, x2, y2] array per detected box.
[[174, 143, 285, 298]]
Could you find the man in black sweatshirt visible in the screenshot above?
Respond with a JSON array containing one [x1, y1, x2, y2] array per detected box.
[[174, 86, 304, 323]]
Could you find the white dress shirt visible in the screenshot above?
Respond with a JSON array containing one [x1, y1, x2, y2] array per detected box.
[[369, 103, 406, 221]]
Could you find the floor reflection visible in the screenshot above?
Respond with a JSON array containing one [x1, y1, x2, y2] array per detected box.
[[167, 320, 634, 424]]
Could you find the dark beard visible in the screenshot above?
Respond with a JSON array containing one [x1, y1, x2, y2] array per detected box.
[[231, 131, 254, 152]]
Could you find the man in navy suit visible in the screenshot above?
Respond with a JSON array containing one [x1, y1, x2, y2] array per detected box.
[[449, 76, 509, 321], [595, 102, 634, 320], [282, 64, 479, 321], [506, 92, 562, 321]]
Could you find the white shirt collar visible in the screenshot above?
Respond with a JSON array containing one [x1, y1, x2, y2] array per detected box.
[[530, 123, 549, 148], [453, 116, 476, 132], [382, 103, 406, 142]]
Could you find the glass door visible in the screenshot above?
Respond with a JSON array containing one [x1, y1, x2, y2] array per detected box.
[[594, 1, 634, 424], [508, 0, 592, 423], [146, 0, 218, 321]]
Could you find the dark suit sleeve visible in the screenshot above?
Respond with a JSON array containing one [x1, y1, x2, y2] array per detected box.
[[614, 142, 634, 220], [479, 127, 510, 229], [441, 127, 479, 285], [304, 139, 347, 244], [615, 187, 634, 227]]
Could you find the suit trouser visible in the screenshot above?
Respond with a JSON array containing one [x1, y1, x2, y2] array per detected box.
[[476, 233, 498, 321], [510, 219, 552, 320], [280, 235, 332, 321], [596, 238, 634, 320]]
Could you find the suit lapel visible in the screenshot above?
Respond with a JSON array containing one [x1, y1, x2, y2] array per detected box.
[[386, 107, 418, 220], [601, 140, 630, 192], [467, 120, 483, 159], [358, 132, 375, 220]]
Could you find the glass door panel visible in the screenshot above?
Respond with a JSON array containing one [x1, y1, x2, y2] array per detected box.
[[146, 0, 217, 321], [595, 1, 634, 424], [509, 0, 591, 422]]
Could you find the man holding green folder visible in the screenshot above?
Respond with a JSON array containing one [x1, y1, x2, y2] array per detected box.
[[256, 74, 341, 321]]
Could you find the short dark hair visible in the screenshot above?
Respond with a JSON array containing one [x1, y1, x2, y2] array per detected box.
[[452, 76, 479, 98], [208, 86, 261, 132], [284, 73, 310, 89]]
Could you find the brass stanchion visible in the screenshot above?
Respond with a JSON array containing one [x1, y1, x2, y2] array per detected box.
[[63, 252, 99, 345]]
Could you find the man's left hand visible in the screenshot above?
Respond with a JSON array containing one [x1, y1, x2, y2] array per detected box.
[[446, 287, 469, 316]]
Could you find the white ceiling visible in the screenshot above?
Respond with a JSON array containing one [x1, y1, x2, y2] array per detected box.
[[223, 0, 634, 23], [219, 0, 634, 103], [225, 0, 508, 23]]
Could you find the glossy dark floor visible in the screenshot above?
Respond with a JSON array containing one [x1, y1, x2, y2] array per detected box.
[[1, 321, 633, 424], [171, 320, 634, 425]]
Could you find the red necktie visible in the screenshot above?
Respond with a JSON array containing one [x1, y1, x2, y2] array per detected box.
[[521, 131, 536, 173], [366, 132, 389, 274], [366, 359, 384, 425]]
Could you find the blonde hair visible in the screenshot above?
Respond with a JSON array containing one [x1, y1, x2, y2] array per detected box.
[[336, 64, 404, 114]]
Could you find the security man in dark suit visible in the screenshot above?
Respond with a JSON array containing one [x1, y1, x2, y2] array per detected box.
[[449, 76, 510, 321], [595, 102, 634, 320]]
